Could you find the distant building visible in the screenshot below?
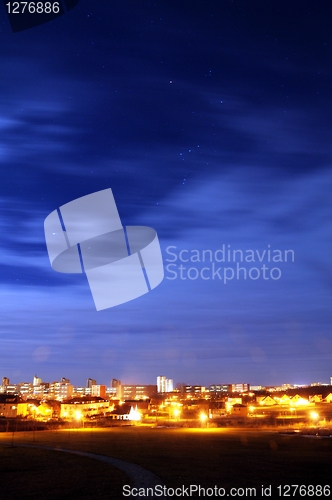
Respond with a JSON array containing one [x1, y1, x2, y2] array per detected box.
[[231, 383, 250, 393], [227, 397, 242, 405], [109, 404, 132, 420], [310, 394, 323, 403], [109, 404, 143, 421], [209, 384, 230, 393], [0, 394, 27, 417], [290, 394, 309, 405], [87, 378, 96, 388], [0, 377, 17, 395], [209, 383, 249, 394], [18, 382, 34, 399], [182, 385, 206, 395], [50, 379, 73, 401], [60, 397, 110, 420], [111, 379, 122, 399], [72, 387, 87, 397], [105, 387, 116, 398], [157, 376, 173, 393], [231, 404, 248, 417], [91, 385, 106, 399], [33, 383, 50, 399], [257, 395, 277, 406], [325, 393, 332, 403], [33, 375, 42, 386], [2, 384, 18, 395], [157, 376, 165, 393], [122, 385, 157, 400]]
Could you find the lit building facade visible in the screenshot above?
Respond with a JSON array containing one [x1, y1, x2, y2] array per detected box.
[[112, 379, 122, 398], [209, 383, 250, 394], [18, 382, 34, 399], [50, 379, 73, 401], [122, 385, 157, 400], [60, 397, 110, 419], [157, 376, 173, 393], [33, 375, 42, 386], [91, 385, 106, 399]]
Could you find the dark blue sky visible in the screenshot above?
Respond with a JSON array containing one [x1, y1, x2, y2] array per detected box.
[[0, 1, 331, 387]]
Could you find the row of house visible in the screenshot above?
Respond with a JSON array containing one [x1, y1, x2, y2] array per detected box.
[[0, 394, 150, 421], [257, 393, 332, 406]]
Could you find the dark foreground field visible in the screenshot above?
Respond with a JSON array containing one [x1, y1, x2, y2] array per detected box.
[[1, 427, 331, 498]]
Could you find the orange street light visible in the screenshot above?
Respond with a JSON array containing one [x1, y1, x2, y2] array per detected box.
[[200, 412, 207, 423], [310, 411, 319, 421]]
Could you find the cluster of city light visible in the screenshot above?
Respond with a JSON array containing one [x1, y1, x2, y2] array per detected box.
[[28, 403, 52, 420], [128, 406, 141, 421], [5, 377, 330, 427]]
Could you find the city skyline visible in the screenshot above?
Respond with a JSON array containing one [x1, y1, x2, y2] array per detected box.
[[1, 371, 331, 391], [0, 1, 331, 386]]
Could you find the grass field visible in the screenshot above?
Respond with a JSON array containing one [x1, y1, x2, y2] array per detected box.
[[1, 427, 331, 498], [0, 443, 128, 500]]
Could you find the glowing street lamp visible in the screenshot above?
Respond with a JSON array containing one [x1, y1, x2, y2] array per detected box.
[[310, 411, 319, 421], [75, 411, 84, 428], [200, 412, 207, 427]]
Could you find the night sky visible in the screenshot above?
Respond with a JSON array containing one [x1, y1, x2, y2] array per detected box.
[[0, 1, 331, 388]]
